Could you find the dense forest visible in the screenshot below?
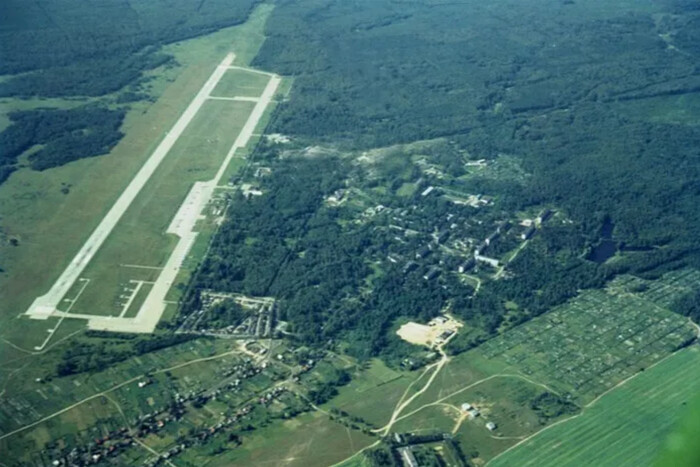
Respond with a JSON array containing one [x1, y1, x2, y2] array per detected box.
[[0, 0, 260, 97], [0, 0, 260, 184], [252, 0, 700, 272], [181, 0, 700, 359], [0, 106, 126, 182]]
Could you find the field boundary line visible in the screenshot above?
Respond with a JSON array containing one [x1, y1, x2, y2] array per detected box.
[[485, 349, 683, 466]]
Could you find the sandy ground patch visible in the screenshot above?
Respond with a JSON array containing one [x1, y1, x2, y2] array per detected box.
[[396, 315, 462, 347]]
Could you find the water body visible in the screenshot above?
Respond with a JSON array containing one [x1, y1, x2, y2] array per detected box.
[[588, 218, 617, 264]]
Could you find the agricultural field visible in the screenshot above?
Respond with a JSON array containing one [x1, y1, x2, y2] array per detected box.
[[488, 346, 700, 467], [476, 286, 696, 404]]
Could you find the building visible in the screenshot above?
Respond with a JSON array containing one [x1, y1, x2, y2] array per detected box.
[[458, 259, 476, 273], [486, 422, 497, 431], [485, 232, 499, 246], [467, 408, 480, 419], [416, 246, 432, 259], [436, 230, 450, 243], [433, 316, 448, 325], [521, 226, 536, 240], [398, 447, 419, 467], [461, 403, 472, 411], [475, 254, 500, 268], [421, 186, 435, 197], [474, 243, 488, 256], [403, 261, 418, 274], [424, 267, 441, 281], [537, 208, 553, 224], [497, 220, 512, 233]]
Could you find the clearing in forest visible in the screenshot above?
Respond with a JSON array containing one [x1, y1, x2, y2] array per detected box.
[[397, 315, 462, 348]]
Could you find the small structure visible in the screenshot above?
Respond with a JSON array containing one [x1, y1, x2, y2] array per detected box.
[[486, 422, 497, 431], [467, 408, 480, 419], [461, 403, 473, 411], [521, 226, 536, 240], [421, 186, 435, 197]]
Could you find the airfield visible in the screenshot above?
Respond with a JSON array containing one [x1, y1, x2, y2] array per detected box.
[[23, 53, 280, 342]]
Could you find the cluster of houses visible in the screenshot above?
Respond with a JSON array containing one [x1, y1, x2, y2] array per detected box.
[[46, 360, 275, 467], [389, 431, 466, 467], [180, 292, 277, 339]]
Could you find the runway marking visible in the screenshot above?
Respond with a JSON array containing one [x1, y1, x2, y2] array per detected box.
[[207, 96, 260, 102], [119, 264, 163, 270], [33, 278, 90, 351]]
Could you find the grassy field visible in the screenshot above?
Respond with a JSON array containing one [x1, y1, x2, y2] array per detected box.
[[201, 410, 376, 467], [489, 346, 700, 467], [0, 3, 274, 349], [211, 68, 271, 98], [68, 99, 255, 317], [323, 359, 420, 427]]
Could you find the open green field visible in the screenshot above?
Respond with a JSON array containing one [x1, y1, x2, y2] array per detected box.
[[489, 346, 700, 467], [211, 68, 271, 98], [191, 410, 375, 466], [323, 359, 420, 427], [0, 3, 274, 350], [68, 98, 255, 317]]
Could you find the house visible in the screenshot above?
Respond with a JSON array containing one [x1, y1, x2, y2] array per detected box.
[[521, 226, 536, 240], [424, 267, 441, 281], [486, 422, 497, 431], [467, 408, 480, 419], [433, 316, 448, 324], [461, 403, 472, 411]]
